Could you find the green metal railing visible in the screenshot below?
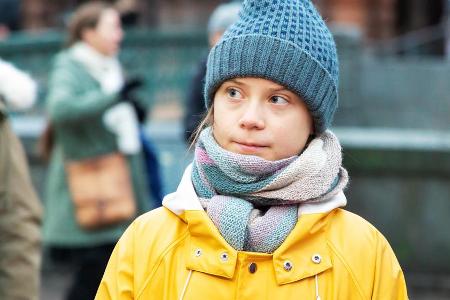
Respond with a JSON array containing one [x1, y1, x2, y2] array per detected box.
[[0, 28, 209, 114]]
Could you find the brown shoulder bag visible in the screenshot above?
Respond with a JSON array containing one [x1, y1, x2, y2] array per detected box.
[[65, 153, 136, 230]]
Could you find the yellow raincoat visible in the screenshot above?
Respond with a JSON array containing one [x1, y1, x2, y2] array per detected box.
[[96, 166, 408, 300]]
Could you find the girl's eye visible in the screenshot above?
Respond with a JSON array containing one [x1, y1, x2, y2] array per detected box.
[[226, 88, 242, 99], [270, 96, 288, 105]]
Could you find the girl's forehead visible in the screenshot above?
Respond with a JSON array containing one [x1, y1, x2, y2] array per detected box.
[[224, 77, 287, 90]]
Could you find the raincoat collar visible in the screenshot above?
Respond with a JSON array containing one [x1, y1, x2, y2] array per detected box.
[[162, 164, 346, 284]]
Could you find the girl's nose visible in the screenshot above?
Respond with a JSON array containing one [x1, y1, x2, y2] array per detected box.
[[238, 102, 265, 130]]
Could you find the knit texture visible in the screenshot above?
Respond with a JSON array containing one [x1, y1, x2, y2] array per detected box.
[[204, 0, 339, 133], [191, 127, 348, 253]]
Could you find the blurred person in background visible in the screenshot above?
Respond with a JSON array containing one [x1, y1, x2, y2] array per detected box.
[[115, 0, 165, 205], [0, 58, 42, 299], [0, 0, 20, 39], [183, 1, 241, 143], [42, 2, 154, 299], [115, 0, 140, 28]]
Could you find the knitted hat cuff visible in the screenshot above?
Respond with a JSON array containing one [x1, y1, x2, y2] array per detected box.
[[204, 34, 338, 133]]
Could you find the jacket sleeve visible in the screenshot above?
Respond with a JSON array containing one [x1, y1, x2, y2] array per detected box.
[[96, 221, 136, 300], [371, 233, 409, 299], [46, 55, 119, 125], [0, 120, 42, 300]]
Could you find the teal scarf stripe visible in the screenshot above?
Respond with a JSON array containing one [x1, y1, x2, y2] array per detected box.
[[209, 196, 253, 250], [202, 164, 278, 196], [191, 161, 215, 198]]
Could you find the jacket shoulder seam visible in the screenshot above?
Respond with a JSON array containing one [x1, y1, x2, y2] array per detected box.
[[136, 229, 189, 299], [327, 240, 366, 299]]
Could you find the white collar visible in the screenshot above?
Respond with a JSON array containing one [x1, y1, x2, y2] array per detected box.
[[70, 42, 124, 94]]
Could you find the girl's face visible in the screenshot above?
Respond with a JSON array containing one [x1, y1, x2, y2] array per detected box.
[[213, 77, 313, 161], [83, 9, 123, 56]]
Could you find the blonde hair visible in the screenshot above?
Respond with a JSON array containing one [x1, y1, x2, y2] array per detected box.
[[188, 105, 214, 150]]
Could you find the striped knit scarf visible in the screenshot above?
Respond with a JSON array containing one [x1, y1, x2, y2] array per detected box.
[[192, 127, 348, 253]]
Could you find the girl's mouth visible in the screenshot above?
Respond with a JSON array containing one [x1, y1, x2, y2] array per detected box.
[[233, 141, 268, 154]]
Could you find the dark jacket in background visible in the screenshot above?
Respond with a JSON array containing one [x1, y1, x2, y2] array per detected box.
[[183, 56, 207, 143]]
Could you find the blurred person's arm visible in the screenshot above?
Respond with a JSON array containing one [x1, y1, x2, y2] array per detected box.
[[0, 59, 37, 111], [0, 105, 42, 300], [46, 54, 120, 125]]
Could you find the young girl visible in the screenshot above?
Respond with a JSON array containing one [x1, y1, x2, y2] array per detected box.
[[96, 0, 408, 299]]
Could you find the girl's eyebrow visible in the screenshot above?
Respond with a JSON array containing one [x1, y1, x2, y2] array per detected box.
[[226, 79, 247, 86], [270, 86, 291, 93], [227, 79, 288, 92], [266, 85, 296, 95]]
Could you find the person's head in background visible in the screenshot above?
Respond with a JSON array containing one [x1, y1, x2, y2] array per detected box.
[[207, 1, 242, 48], [115, 0, 139, 27], [67, 1, 123, 57], [0, 0, 20, 40]]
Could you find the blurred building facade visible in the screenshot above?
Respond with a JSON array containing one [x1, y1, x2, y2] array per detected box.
[[18, 0, 446, 41], [322, 0, 447, 55], [17, 0, 450, 56], [317, 0, 445, 38], [20, 0, 223, 30]]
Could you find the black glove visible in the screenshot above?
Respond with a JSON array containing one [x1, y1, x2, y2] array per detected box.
[[120, 77, 144, 101], [119, 77, 147, 123], [127, 94, 147, 123]]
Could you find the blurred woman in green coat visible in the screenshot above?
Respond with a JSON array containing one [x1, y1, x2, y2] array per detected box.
[[43, 2, 152, 299]]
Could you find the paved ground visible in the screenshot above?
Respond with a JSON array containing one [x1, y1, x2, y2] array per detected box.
[[41, 263, 73, 300]]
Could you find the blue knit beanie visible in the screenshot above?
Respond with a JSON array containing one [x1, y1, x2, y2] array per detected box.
[[204, 0, 339, 133]]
